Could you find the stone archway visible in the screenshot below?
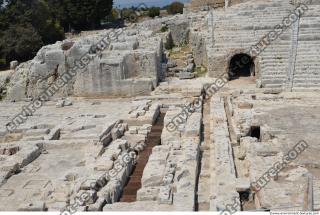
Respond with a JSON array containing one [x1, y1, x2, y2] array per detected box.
[[228, 53, 254, 80]]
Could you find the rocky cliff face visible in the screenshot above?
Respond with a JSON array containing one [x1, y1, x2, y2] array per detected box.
[[5, 28, 164, 101]]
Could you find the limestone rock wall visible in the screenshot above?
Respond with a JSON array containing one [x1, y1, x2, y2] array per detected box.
[[186, 0, 251, 11], [195, 0, 320, 90], [186, 0, 225, 10], [167, 19, 190, 46], [5, 28, 164, 101]]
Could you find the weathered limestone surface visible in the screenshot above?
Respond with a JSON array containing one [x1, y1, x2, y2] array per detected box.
[[185, 0, 320, 90], [221, 90, 320, 211], [141, 104, 202, 211], [186, 0, 225, 10], [0, 98, 161, 211], [209, 96, 239, 211], [1, 0, 320, 212], [167, 19, 190, 46], [5, 29, 163, 101]]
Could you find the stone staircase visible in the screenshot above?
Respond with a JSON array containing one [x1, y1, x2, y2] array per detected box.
[[259, 39, 291, 88], [313, 177, 320, 211], [205, 0, 320, 90], [207, 0, 293, 80], [292, 1, 320, 90]]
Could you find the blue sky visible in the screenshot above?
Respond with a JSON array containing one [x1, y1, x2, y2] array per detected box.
[[114, 0, 191, 8]]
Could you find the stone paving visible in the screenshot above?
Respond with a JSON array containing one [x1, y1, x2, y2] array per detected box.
[[1, 0, 320, 212]]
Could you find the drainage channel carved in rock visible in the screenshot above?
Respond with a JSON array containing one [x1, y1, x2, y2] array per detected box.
[[120, 113, 165, 202]]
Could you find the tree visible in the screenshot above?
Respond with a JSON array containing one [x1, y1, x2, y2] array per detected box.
[[0, 0, 64, 68], [46, 0, 70, 31], [167, 1, 184, 15], [0, 0, 114, 68], [62, 0, 113, 31], [0, 0, 64, 43], [0, 23, 44, 64], [120, 8, 136, 22], [148, 7, 160, 18]]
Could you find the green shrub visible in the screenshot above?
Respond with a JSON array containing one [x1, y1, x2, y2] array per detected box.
[[195, 66, 208, 77], [148, 7, 160, 18], [164, 33, 174, 50], [0, 58, 6, 70], [160, 25, 168, 32], [167, 2, 184, 15], [0, 24, 44, 64]]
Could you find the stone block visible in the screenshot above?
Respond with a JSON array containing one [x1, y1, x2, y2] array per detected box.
[[129, 127, 138, 134], [24, 129, 50, 136], [179, 72, 195, 79], [94, 159, 114, 172], [238, 102, 253, 109], [186, 63, 195, 73], [10, 61, 19, 70], [235, 177, 251, 192], [137, 187, 160, 201], [18, 201, 46, 211], [158, 186, 173, 205], [184, 112, 202, 137], [45, 126, 61, 140]]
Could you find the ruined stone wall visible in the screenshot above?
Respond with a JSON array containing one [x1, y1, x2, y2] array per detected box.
[[203, 0, 320, 90], [229, 0, 252, 6], [188, 0, 225, 9], [5, 29, 163, 101], [186, 0, 251, 10]]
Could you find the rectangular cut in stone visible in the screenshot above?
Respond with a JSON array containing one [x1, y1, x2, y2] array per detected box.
[[0, 189, 14, 197], [23, 180, 50, 189]]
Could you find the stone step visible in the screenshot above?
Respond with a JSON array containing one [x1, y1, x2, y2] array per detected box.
[[294, 70, 320, 74], [262, 83, 285, 88], [261, 55, 290, 59], [261, 74, 287, 78], [261, 69, 287, 74], [293, 78, 320, 83], [295, 60, 320, 64], [261, 50, 290, 54], [292, 87, 320, 91], [261, 58, 289, 62], [293, 72, 320, 76], [262, 46, 290, 51], [299, 28, 320, 33], [261, 60, 289, 64], [296, 52, 320, 56], [293, 83, 320, 88], [261, 79, 286, 84], [261, 68, 287, 73], [261, 61, 289, 65], [260, 47, 291, 51], [261, 64, 288, 67]]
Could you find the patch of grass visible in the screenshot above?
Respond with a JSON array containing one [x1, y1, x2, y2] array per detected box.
[[195, 66, 208, 77], [164, 33, 174, 50], [177, 42, 190, 51], [0, 90, 4, 101], [160, 26, 168, 32]]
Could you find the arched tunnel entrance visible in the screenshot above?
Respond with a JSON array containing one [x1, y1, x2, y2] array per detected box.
[[229, 53, 254, 80]]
